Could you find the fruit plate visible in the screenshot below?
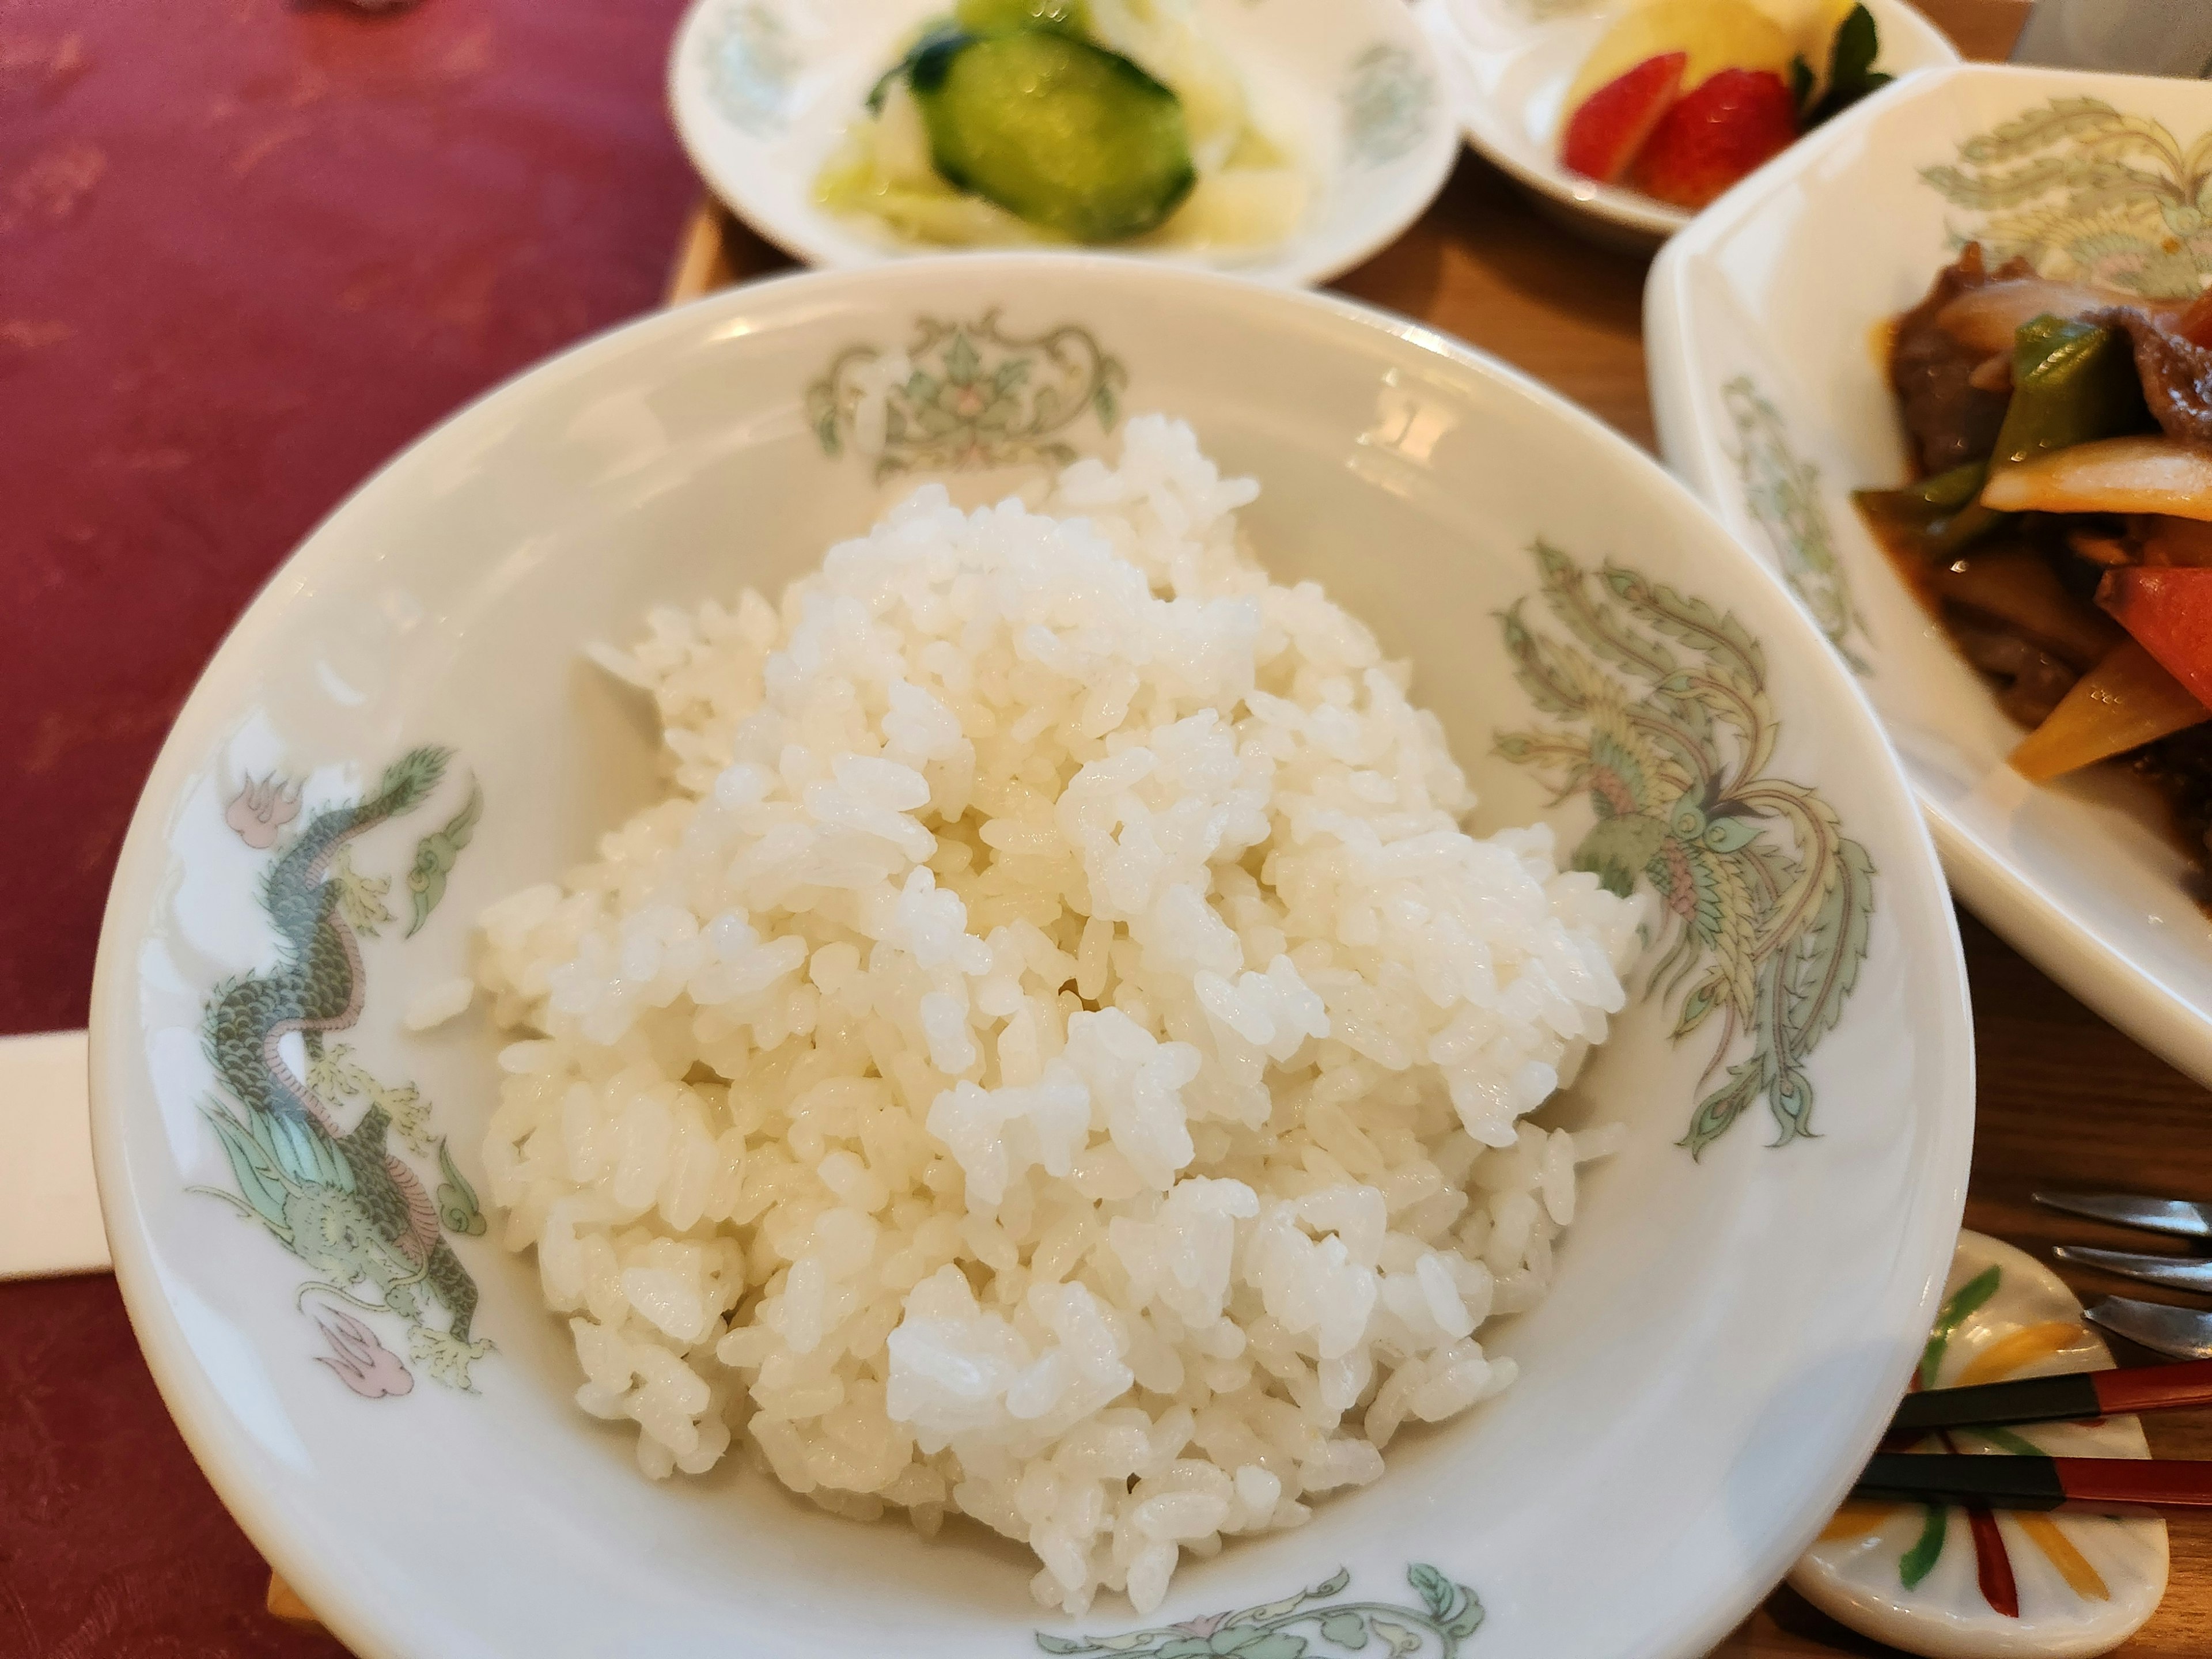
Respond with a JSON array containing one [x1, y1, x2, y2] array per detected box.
[[666, 0, 1459, 286], [1646, 62, 2212, 1092], [92, 254, 1971, 1659], [1416, 0, 1958, 251]]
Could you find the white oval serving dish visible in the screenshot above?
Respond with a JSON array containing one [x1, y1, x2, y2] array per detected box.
[[1649, 60, 2212, 1090]]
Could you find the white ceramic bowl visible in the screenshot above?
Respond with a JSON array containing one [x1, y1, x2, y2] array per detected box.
[[1649, 62, 2212, 1091], [668, 0, 1459, 286], [92, 256, 1972, 1659], [1418, 0, 1959, 250]]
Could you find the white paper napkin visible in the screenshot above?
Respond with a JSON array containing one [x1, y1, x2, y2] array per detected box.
[[0, 1029, 111, 1279]]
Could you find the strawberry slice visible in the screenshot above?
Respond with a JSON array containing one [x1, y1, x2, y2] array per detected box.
[[1560, 52, 1687, 185], [1628, 66, 1797, 210], [2099, 566, 2212, 710]]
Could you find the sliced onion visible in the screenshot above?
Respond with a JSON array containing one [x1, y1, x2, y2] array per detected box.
[[1967, 353, 2013, 394], [1980, 437, 2212, 521], [1936, 280, 2172, 356]]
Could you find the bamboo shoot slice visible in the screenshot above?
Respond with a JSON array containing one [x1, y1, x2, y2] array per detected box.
[[2011, 638, 2210, 782]]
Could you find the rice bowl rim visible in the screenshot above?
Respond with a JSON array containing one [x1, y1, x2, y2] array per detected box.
[[87, 252, 1973, 1659]]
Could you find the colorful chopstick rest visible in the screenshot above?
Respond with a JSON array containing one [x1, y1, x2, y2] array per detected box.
[[1790, 1230, 2169, 1657]]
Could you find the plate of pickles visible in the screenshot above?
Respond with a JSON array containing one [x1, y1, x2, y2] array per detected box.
[[668, 0, 1459, 285]]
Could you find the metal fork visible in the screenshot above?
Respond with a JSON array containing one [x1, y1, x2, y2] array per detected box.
[[2039, 1192, 2212, 1358]]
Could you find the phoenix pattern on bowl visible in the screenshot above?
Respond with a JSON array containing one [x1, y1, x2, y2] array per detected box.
[[1720, 376, 1868, 675], [1496, 544, 1876, 1156], [1922, 97, 2212, 300]]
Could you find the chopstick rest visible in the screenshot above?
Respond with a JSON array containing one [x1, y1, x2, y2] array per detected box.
[[1854, 1452, 2212, 1516], [1793, 1231, 2168, 1657]]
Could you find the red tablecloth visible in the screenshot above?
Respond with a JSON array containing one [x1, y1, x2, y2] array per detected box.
[[1, 1, 702, 1646]]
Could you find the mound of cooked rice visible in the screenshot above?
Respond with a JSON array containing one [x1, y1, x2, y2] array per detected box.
[[476, 418, 1645, 1615]]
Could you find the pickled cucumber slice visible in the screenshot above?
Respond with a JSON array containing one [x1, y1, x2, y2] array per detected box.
[[953, 0, 1090, 35], [910, 30, 1196, 244]]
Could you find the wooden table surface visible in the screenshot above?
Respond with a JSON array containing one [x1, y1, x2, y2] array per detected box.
[[671, 3, 2212, 1653]]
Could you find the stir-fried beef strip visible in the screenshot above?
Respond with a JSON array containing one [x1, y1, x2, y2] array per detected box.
[[2137, 724, 2212, 865], [1947, 615, 2080, 728], [1889, 243, 2032, 474], [2089, 306, 2212, 445]]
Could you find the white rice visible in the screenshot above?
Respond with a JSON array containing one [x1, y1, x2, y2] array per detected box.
[[475, 417, 1645, 1615], [404, 975, 475, 1032]]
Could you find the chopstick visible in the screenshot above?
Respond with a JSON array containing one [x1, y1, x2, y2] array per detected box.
[[664, 199, 737, 308], [1852, 1453, 2212, 1516], [1889, 1356, 2212, 1434]]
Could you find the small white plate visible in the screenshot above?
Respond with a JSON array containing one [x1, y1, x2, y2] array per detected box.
[[1418, 0, 1959, 251], [668, 0, 1460, 286], [1648, 62, 2212, 1090]]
